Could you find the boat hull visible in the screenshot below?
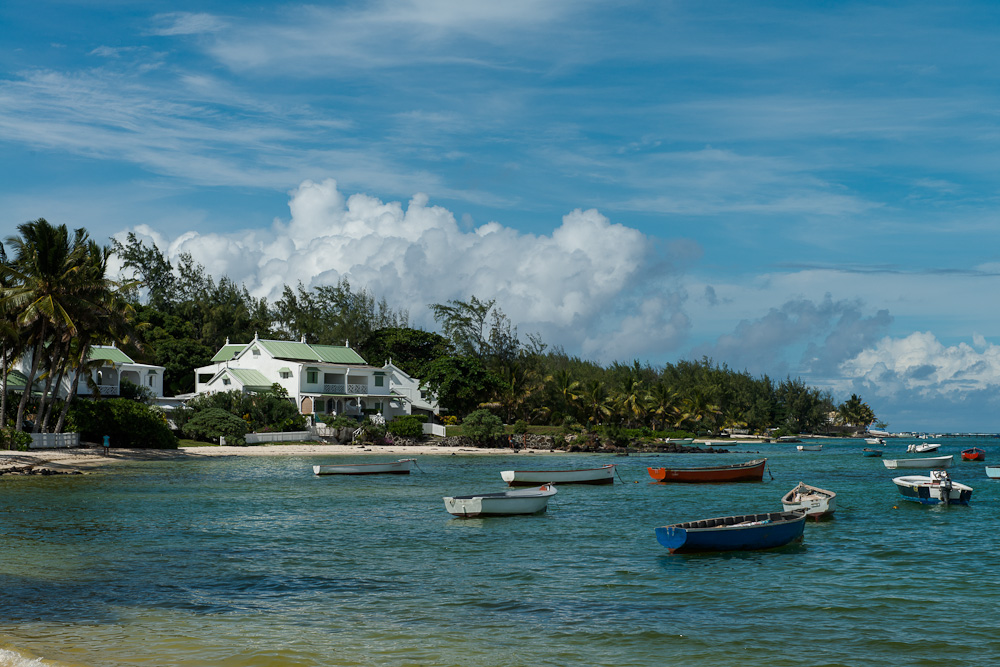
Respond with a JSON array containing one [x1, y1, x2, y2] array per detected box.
[[444, 484, 557, 517], [907, 444, 942, 453], [647, 459, 766, 483], [892, 475, 973, 505], [882, 455, 953, 470], [862, 448, 883, 457], [313, 459, 415, 475], [986, 466, 1000, 479], [654, 511, 806, 554], [781, 483, 836, 520], [500, 465, 614, 486], [796, 445, 822, 451], [961, 448, 985, 462]]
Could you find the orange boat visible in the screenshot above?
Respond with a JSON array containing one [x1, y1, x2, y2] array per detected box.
[[647, 458, 767, 483], [961, 447, 985, 462]]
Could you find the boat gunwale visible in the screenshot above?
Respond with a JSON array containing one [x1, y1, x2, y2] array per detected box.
[[647, 458, 766, 474]]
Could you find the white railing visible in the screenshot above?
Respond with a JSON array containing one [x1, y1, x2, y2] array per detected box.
[[29, 432, 80, 449], [321, 383, 370, 394], [245, 431, 312, 444], [96, 385, 117, 396], [323, 383, 345, 393], [348, 383, 368, 393]]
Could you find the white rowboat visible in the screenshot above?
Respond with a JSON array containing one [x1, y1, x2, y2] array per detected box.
[[500, 464, 615, 486], [796, 444, 823, 452], [882, 455, 953, 470], [313, 459, 415, 475], [781, 482, 836, 519], [985, 466, 1000, 479], [443, 484, 557, 517]]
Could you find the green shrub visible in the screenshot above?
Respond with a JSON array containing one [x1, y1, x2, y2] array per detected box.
[[181, 408, 249, 445], [354, 419, 387, 444], [323, 415, 359, 429], [512, 419, 529, 435], [184, 389, 305, 433], [0, 428, 32, 451], [461, 409, 504, 445], [67, 399, 177, 449], [387, 415, 423, 438]]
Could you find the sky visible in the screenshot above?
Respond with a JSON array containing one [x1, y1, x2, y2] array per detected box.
[[3, 1, 1000, 431]]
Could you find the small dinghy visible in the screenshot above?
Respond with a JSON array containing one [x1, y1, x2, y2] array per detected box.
[[961, 447, 985, 462], [647, 459, 766, 483], [986, 465, 1000, 479], [443, 484, 557, 517], [781, 482, 836, 520], [500, 464, 614, 486], [313, 459, 416, 475], [865, 437, 885, 446], [907, 443, 942, 453], [892, 470, 972, 505], [796, 444, 822, 452], [654, 510, 807, 554], [883, 455, 953, 470], [862, 448, 883, 457]]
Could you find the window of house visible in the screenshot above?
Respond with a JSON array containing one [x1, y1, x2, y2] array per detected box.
[[375, 375, 384, 387], [252, 347, 260, 357], [148, 376, 154, 387], [307, 370, 318, 383], [280, 371, 291, 379], [198, 374, 213, 384], [223, 378, 231, 386]]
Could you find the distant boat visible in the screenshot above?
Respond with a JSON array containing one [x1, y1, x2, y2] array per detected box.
[[312, 459, 415, 475], [654, 510, 807, 554], [907, 443, 942, 453], [500, 464, 615, 486], [664, 438, 695, 445], [647, 459, 767, 483], [781, 482, 836, 520], [865, 437, 885, 446], [892, 471, 972, 505], [443, 484, 557, 517], [796, 444, 823, 452], [777, 436, 802, 443], [862, 448, 883, 457], [883, 455, 953, 470], [961, 448, 985, 462], [986, 466, 1000, 479]]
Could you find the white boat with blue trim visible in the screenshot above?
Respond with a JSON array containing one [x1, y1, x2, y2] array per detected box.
[[444, 484, 557, 517], [313, 459, 416, 475], [893, 471, 972, 505]]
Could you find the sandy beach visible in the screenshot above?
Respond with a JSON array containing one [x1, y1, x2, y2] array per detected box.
[[0, 442, 568, 473]]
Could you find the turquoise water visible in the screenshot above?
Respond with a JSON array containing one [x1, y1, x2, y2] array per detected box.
[[2, 438, 999, 666]]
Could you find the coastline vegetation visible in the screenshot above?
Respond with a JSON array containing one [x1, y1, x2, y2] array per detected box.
[[0, 221, 880, 445]]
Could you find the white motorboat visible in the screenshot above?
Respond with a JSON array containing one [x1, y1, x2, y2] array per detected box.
[[907, 443, 941, 453], [892, 471, 972, 505], [312, 459, 415, 475], [500, 464, 615, 486], [882, 455, 953, 470], [781, 482, 836, 519], [443, 484, 557, 517], [865, 437, 885, 445], [796, 444, 823, 452]]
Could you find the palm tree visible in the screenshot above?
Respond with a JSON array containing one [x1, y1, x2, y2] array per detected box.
[[613, 375, 646, 428], [647, 382, 680, 431], [548, 369, 580, 417], [581, 379, 611, 427]]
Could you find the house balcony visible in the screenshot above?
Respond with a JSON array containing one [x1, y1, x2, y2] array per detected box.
[[95, 385, 118, 396], [323, 383, 370, 394]]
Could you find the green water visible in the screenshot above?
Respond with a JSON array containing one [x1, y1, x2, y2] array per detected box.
[[1, 439, 999, 666]]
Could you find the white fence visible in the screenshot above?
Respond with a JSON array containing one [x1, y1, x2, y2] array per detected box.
[[29, 432, 81, 449], [423, 423, 446, 437], [244, 431, 312, 444]]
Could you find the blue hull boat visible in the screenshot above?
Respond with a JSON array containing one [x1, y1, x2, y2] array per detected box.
[[654, 511, 807, 554]]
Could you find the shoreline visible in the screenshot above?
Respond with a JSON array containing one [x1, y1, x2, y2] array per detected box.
[[0, 439, 768, 473]]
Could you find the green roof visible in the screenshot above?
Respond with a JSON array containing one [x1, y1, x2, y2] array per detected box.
[[311, 344, 367, 364], [5, 369, 30, 388], [258, 340, 322, 361], [227, 368, 274, 391], [211, 344, 246, 363], [89, 346, 135, 364]]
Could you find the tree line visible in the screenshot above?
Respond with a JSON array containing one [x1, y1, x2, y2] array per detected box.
[[0, 220, 881, 438]]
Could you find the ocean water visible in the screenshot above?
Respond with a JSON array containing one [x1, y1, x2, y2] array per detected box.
[[1, 438, 999, 667]]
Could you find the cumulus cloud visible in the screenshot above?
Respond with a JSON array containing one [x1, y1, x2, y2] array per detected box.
[[840, 331, 1000, 397], [691, 295, 892, 377], [117, 178, 690, 362]]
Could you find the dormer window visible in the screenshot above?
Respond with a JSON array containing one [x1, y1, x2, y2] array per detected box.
[[252, 347, 260, 358]]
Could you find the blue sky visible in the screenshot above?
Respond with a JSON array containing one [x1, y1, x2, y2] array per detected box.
[[4, 1, 1000, 431]]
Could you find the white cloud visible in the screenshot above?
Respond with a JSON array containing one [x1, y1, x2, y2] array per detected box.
[[151, 13, 228, 36], [117, 179, 689, 362], [840, 331, 1000, 397]]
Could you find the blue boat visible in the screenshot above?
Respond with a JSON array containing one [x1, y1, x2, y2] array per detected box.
[[654, 510, 807, 554]]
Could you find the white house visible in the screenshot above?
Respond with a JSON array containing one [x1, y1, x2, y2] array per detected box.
[[13, 344, 165, 400], [193, 335, 438, 421]]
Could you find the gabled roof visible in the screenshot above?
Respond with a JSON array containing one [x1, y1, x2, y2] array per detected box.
[[89, 345, 135, 364], [257, 340, 322, 361], [226, 368, 274, 391], [311, 344, 367, 364], [5, 369, 30, 389], [211, 344, 246, 363]]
